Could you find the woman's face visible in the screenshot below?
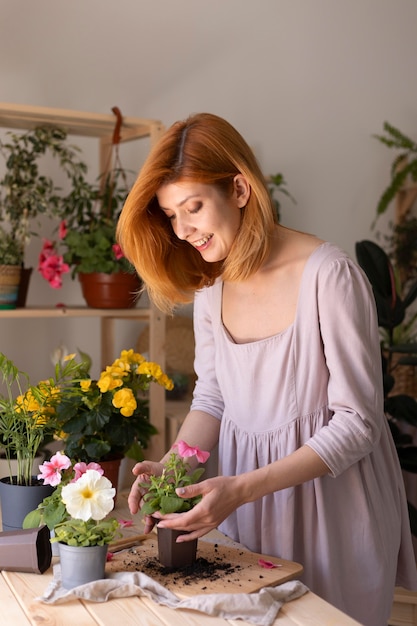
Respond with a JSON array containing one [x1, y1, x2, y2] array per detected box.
[[156, 177, 249, 263]]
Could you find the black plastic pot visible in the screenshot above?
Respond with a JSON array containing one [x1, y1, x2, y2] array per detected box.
[[157, 526, 198, 569]]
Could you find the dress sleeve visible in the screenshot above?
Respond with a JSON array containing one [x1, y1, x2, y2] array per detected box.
[[305, 255, 385, 477], [190, 286, 225, 420]]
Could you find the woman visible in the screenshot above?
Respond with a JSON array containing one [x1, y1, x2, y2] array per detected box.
[[117, 112, 417, 625]]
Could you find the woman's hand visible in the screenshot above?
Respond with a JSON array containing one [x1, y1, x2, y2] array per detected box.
[[155, 474, 242, 541], [127, 460, 165, 531]]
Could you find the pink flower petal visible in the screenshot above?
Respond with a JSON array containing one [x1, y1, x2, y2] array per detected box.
[[258, 558, 282, 569], [118, 519, 133, 528], [172, 440, 210, 463], [106, 552, 114, 561]]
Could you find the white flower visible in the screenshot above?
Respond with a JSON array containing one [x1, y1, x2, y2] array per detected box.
[[61, 469, 115, 521]]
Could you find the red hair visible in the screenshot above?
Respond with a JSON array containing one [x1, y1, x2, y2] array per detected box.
[[117, 113, 276, 313]]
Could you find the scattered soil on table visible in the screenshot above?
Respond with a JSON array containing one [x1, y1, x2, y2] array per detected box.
[[110, 542, 245, 590]]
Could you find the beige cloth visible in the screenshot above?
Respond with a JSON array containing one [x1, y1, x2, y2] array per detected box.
[[38, 565, 308, 626]]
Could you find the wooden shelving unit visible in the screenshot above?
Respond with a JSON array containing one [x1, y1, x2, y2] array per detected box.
[[0, 103, 168, 461]]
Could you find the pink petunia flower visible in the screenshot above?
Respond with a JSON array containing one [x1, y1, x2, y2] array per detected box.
[[37, 451, 72, 487], [258, 559, 282, 569], [172, 440, 210, 464], [112, 243, 124, 260], [59, 220, 67, 240], [73, 461, 104, 482], [118, 519, 133, 528]]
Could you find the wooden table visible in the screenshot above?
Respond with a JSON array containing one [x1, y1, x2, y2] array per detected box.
[[0, 492, 362, 626]]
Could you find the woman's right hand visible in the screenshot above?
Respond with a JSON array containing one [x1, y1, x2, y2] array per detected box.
[[127, 460, 165, 531]]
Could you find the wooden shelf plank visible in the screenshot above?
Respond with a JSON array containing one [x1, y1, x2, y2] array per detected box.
[[0, 102, 163, 141], [0, 306, 152, 319]]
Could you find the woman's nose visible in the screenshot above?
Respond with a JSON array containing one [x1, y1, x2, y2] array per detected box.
[[174, 215, 194, 240]]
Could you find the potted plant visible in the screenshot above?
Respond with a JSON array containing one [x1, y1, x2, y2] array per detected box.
[[55, 349, 173, 483], [140, 440, 210, 568], [0, 125, 94, 304], [356, 239, 417, 535], [372, 121, 417, 296], [38, 111, 142, 308], [0, 229, 23, 309], [23, 451, 106, 532], [0, 352, 89, 530], [26, 456, 121, 589]]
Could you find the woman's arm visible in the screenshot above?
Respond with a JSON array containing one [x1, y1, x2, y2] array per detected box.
[[157, 444, 330, 541]]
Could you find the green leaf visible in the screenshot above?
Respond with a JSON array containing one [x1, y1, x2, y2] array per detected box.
[[22, 509, 42, 529], [160, 495, 186, 514]]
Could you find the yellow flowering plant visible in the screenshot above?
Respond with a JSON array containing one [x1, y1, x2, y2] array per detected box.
[[56, 349, 173, 463], [0, 353, 89, 486]]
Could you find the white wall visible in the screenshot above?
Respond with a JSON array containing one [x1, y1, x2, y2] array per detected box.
[[0, 0, 416, 381]]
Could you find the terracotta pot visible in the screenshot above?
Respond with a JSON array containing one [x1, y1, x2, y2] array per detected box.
[[99, 456, 123, 499], [78, 271, 142, 309], [157, 526, 198, 569]]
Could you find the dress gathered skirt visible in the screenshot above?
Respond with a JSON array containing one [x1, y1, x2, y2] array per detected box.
[[191, 242, 417, 626]]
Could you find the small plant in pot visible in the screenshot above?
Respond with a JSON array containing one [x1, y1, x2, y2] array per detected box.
[[140, 440, 210, 569], [24, 454, 121, 589], [0, 352, 89, 530], [37, 109, 142, 308], [0, 125, 94, 304]]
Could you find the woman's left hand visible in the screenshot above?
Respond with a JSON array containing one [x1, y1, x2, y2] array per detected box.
[[154, 475, 242, 541]]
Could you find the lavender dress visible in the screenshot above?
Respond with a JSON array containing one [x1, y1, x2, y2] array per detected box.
[[190, 242, 417, 626]]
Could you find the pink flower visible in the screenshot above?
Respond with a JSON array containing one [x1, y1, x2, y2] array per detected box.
[[37, 452, 72, 486], [258, 559, 282, 569], [73, 461, 104, 481], [38, 254, 70, 288], [118, 519, 133, 528], [59, 220, 67, 239], [38, 239, 70, 288], [112, 243, 124, 260], [172, 440, 210, 464]]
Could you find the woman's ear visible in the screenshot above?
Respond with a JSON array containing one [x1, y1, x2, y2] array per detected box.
[[233, 174, 251, 208]]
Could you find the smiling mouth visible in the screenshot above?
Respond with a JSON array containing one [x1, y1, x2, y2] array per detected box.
[[193, 235, 213, 248]]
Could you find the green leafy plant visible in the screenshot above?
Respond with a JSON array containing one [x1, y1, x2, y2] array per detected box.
[[38, 153, 137, 287], [141, 441, 210, 515], [56, 349, 172, 463], [356, 239, 417, 535], [23, 454, 121, 546], [373, 122, 417, 218], [267, 172, 296, 222], [0, 126, 93, 266], [23, 453, 118, 539], [372, 122, 417, 292], [0, 353, 89, 485]]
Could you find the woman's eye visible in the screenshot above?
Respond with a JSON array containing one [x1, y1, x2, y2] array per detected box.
[[189, 202, 202, 214]]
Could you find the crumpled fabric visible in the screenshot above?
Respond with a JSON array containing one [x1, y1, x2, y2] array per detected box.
[[38, 566, 308, 626]]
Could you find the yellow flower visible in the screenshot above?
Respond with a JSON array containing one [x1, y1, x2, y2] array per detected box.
[[97, 372, 122, 393], [80, 379, 92, 392], [112, 387, 137, 417]]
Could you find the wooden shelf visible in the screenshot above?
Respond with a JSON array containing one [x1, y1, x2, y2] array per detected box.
[[0, 306, 152, 319], [0, 104, 167, 461]]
